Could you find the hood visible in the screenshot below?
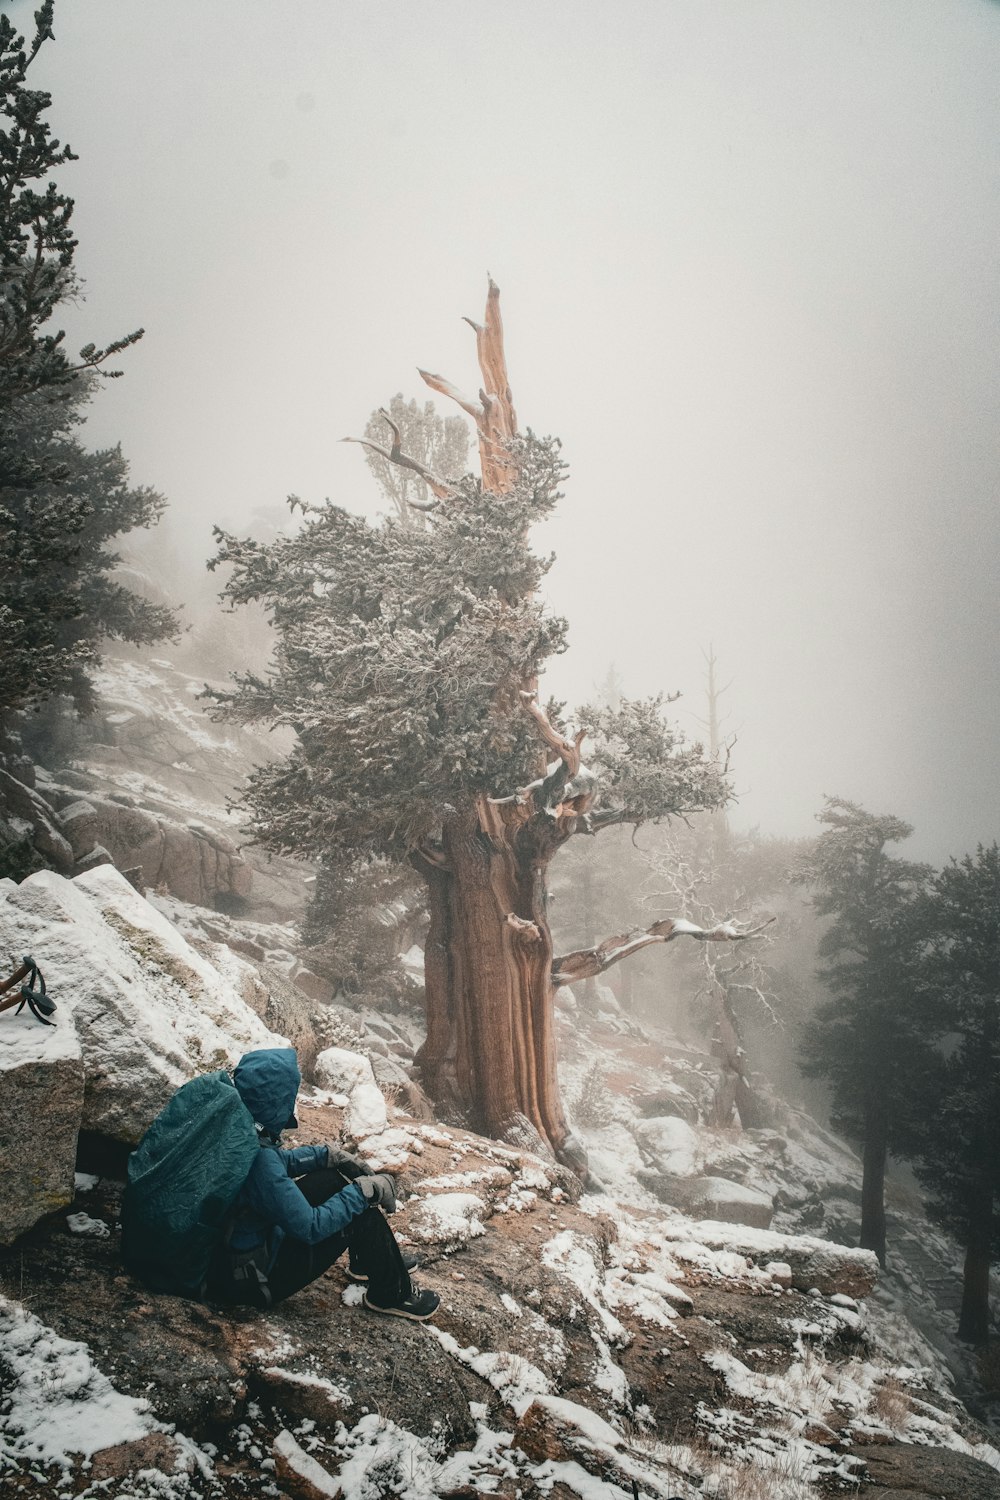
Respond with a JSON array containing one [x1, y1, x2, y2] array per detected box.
[[233, 1048, 301, 1137]]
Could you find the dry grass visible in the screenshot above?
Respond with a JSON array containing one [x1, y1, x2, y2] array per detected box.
[[870, 1373, 913, 1431]]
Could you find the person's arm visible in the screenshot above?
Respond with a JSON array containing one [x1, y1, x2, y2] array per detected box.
[[246, 1149, 367, 1244], [277, 1143, 329, 1176]]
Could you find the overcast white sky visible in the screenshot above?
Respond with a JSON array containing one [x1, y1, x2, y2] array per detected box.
[[18, 0, 1000, 862]]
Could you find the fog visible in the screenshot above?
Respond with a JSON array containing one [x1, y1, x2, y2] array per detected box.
[[19, 0, 1000, 863]]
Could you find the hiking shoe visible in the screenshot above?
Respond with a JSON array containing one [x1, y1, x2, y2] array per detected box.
[[363, 1285, 440, 1322], [346, 1251, 420, 1283]]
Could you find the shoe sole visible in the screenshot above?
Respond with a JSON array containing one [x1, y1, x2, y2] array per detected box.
[[362, 1292, 438, 1322]]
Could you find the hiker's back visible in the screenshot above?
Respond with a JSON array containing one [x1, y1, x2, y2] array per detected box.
[[121, 1070, 259, 1298]]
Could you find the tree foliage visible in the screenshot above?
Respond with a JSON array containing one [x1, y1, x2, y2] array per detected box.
[[0, 379, 176, 717], [910, 844, 1000, 1341], [0, 4, 172, 726], [211, 431, 572, 855], [798, 796, 938, 1262], [0, 3, 141, 404]]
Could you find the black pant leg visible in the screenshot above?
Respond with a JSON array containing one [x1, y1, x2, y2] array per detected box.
[[266, 1167, 412, 1307]]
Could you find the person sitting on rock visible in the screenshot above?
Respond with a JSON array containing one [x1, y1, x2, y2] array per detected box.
[[209, 1047, 439, 1322]]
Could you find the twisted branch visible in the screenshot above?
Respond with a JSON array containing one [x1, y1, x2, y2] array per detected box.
[[552, 915, 775, 987]]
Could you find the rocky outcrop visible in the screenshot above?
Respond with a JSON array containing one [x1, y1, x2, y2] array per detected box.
[[50, 790, 254, 909], [0, 1008, 84, 1245], [659, 1217, 880, 1298], [2, 1113, 995, 1500], [681, 1175, 775, 1229], [0, 865, 287, 1239], [0, 767, 74, 872]]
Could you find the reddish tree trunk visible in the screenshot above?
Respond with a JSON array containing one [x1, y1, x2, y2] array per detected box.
[[415, 808, 585, 1175]]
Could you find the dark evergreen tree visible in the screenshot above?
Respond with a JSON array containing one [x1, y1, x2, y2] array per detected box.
[[0, 3, 142, 405], [911, 844, 1000, 1346], [0, 4, 173, 727], [798, 797, 937, 1267], [1, 379, 176, 720]]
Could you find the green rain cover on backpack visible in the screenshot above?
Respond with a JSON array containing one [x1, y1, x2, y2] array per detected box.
[[121, 1069, 260, 1298]]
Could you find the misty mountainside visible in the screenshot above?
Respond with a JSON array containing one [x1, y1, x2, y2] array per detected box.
[[2, 643, 310, 924], [1, 859, 999, 1500]]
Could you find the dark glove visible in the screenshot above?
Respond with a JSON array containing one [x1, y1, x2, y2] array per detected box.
[[357, 1173, 397, 1214], [326, 1146, 368, 1179]]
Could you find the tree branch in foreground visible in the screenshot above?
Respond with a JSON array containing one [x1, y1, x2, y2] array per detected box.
[[551, 916, 776, 987]]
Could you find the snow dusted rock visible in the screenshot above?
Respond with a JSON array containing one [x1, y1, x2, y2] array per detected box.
[[635, 1113, 699, 1175], [0, 865, 285, 1146], [57, 800, 100, 861], [407, 1191, 488, 1247], [0, 1008, 84, 1245], [273, 1429, 342, 1500], [315, 1046, 389, 1138], [0, 768, 73, 870], [314, 1046, 375, 1094], [346, 1079, 388, 1138], [660, 1219, 880, 1298], [291, 966, 334, 1003], [514, 1394, 621, 1464], [634, 1084, 700, 1124], [682, 1175, 774, 1230]]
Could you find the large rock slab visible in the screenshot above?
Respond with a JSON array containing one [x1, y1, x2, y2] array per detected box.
[[0, 1006, 84, 1244], [0, 866, 285, 1145], [659, 1218, 880, 1298], [682, 1175, 774, 1229], [87, 798, 253, 909]]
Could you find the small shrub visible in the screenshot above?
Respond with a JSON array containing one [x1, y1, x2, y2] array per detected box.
[[571, 1061, 615, 1128]]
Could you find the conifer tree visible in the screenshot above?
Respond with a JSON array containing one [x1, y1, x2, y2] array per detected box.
[[213, 282, 762, 1176], [0, 4, 172, 726], [911, 844, 1000, 1345], [799, 797, 937, 1266]]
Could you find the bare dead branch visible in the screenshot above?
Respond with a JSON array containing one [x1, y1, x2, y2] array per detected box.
[[552, 915, 775, 987], [419, 278, 519, 494], [416, 368, 484, 422], [341, 407, 457, 504], [521, 691, 584, 776]]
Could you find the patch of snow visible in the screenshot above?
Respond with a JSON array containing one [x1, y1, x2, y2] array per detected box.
[[273, 1429, 341, 1498], [636, 1114, 699, 1176], [541, 1231, 627, 1344], [431, 1328, 551, 1416], [407, 1192, 487, 1245], [65, 1212, 110, 1238], [263, 1369, 352, 1407], [0, 1297, 161, 1470]]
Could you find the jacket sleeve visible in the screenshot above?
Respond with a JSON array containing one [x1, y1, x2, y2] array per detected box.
[[277, 1144, 329, 1176], [244, 1148, 368, 1244]]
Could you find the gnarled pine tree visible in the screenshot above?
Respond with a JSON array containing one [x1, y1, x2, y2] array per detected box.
[[213, 282, 760, 1177]]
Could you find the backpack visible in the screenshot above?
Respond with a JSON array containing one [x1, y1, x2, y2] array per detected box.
[[121, 1069, 261, 1299]]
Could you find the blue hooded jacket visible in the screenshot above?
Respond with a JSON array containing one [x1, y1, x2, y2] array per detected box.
[[231, 1048, 366, 1266]]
